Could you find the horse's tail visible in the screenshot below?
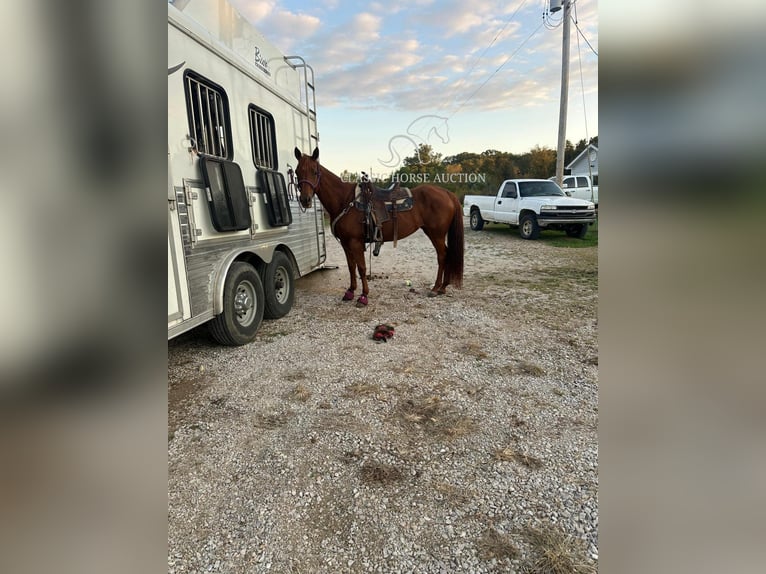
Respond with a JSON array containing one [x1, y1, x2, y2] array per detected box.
[[444, 193, 464, 289]]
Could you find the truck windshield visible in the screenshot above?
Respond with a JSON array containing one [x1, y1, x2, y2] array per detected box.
[[518, 181, 566, 197]]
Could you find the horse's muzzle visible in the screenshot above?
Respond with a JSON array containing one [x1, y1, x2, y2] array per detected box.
[[299, 196, 312, 209]]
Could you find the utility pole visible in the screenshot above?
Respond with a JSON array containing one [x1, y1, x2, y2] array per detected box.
[[554, 0, 571, 186]]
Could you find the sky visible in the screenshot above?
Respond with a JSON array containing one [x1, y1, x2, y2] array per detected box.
[[228, 0, 598, 174]]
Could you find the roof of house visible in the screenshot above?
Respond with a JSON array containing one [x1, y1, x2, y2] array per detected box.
[[566, 144, 598, 170]]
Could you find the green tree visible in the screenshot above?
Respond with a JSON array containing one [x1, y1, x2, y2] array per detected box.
[[527, 145, 556, 178], [402, 143, 442, 167]]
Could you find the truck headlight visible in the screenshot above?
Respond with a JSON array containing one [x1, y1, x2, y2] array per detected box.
[[587, 203, 595, 209], [540, 205, 557, 211]]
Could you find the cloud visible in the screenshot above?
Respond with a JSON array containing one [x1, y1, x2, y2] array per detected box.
[[262, 10, 321, 41], [229, 1, 321, 52], [229, 0, 276, 24], [227, 0, 597, 115], [417, 0, 514, 37]]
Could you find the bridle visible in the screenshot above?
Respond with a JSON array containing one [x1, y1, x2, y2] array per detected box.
[[296, 160, 321, 212]]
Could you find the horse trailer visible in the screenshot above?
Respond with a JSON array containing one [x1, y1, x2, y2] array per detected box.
[[168, 0, 326, 345]]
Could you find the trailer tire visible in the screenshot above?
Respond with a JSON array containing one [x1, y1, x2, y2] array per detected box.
[[519, 214, 540, 240], [469, 209, 485, 231], [209, 262, 265, 345], [263, 251, 295, 320]]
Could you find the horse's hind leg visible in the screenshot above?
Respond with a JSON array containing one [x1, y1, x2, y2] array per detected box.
[[424, 231, 448, 296]]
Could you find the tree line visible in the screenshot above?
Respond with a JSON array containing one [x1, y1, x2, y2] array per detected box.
[[341, 136, 597, 203]]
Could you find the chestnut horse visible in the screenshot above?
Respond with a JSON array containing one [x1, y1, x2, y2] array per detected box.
[[294, 147, 463, 306]]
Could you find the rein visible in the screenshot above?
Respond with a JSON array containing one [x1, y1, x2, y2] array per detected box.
[[299, 161, 356, 240], [330, 199, 355, 239]]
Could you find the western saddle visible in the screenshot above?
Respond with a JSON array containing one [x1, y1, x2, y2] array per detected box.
[[356, 174, 413, 256]]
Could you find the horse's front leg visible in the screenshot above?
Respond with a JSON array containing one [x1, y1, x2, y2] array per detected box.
[[350, 240, 369, 306], [341, 243, 357, 301]]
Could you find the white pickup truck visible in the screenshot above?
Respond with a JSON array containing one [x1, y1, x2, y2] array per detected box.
[[463, 179, 596, 239], [550, 174, 598, 207]]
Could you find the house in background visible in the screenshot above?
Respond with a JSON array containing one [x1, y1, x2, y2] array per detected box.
[[566, 144, 598, 185]]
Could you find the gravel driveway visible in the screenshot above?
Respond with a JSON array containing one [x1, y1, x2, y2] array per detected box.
[[168, 218, 598, 574]]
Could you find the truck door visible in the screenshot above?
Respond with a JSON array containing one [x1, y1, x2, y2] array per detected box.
[[494, 181, 519, 223], [561, 176, 577, 197]]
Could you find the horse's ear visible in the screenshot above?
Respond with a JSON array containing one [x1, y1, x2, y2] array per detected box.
[[294, 147, 302, 161], [311, 147, 319, 160]]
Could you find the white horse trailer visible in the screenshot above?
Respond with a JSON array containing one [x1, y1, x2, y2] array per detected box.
[[168, 0, 326, 344]]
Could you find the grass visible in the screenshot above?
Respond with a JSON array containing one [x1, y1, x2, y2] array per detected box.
[[477, 528, 520, 561], [359, 462, 404, 484], [464, 341, 489, 360], [285, 384, 312, 402], [253, 411, 293, 429], [478, 217, 598, 248], [516, 360, 546, 377], [522, 525, 597, 574], [397, 396, 476, 439], [541, 217, 598, 248], [499, 360, 546, 377], [432, 482, 471, 505], [476, 265, 597, 296], [343, 382, 380, 398], [493, 446, 544, 469]]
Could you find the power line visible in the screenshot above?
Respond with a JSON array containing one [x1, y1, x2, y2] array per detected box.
[[575, 9, 590, 145], [572, 2, 598, 57], [433, 0, 530, 119], [461, 0, 530, 82], [448, 21, 544, 119], [573, 20, 597, 57]]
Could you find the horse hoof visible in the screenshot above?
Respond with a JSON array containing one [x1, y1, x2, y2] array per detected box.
[[427, 290, 439, 298], [342, 289, 354, 301], [356, 295, 368, 307]]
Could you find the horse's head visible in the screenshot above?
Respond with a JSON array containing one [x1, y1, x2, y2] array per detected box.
[[294, 146, 321, 209]]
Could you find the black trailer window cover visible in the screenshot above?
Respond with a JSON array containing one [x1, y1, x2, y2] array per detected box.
[[183, 70, 232, 160], [199, 157, 252, 232]]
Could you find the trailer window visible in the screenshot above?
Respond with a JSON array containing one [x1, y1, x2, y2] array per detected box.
[[183, 71, 232, 160], [249, 105, 277, 170]]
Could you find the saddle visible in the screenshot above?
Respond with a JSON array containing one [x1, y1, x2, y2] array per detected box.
[[354, 179, 413, 256]]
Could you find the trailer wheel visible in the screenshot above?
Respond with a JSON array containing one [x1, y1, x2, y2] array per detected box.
[[263, 251, 295, 320], [209, 262, 265, 345], [519, 214, 540, 240], [565, 224, 588, 239], [469, 209, 484, 231]]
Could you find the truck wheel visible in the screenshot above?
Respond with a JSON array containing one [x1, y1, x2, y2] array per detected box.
[[470, 209, 484, 231], [565, 224, 588, 239], [519, 214, 540, 240], [209, 262, 265, 345], [263, 251, 295, 320]]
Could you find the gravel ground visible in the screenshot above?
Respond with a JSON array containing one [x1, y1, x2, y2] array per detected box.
[[168, 218, 598, 574]]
